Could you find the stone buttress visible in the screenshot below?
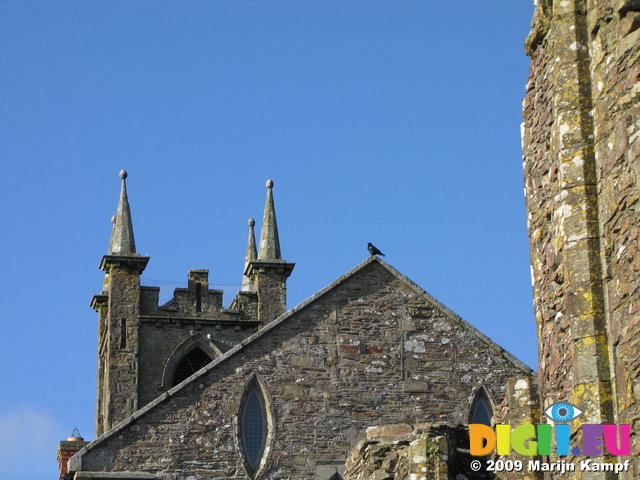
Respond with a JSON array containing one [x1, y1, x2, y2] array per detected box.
[[523, 1, 640, 478]]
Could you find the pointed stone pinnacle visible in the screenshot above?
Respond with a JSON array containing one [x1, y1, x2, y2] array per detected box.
[[241, 218, 258, 292], [258, 179, 281, 260], [108, 170, 137, 255]]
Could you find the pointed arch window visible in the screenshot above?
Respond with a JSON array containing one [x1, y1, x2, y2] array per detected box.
[[238, 376, 271, 478], [171, 346, 212, 386], [161, 335, 221, 390], [469, 388, 493, 426], [241, 386, 267, 470]]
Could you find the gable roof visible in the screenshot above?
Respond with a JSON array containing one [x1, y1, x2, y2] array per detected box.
[[69, 256, 532, 471]]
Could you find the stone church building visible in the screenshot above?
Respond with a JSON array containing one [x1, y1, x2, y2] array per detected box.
[[59, 0, 640, 478], [58, 173, 532, 479]]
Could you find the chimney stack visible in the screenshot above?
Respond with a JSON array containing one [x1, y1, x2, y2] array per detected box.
[[57, 429, 89, 480]]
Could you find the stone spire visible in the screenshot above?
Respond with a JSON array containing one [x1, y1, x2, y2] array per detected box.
[[241, 218, 257, 292], [94, 170, 148, 436], [247, 180, 294, 325], [109, 170, 137, 255], [258, 179, 281, 260]]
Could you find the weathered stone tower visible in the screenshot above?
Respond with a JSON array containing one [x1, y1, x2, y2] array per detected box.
[[522, 0, 639, 477], [91, 172, 294, 437], [91, 170, 150, 435]]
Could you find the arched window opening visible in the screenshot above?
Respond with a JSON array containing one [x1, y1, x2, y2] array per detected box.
[[470, 388, 493, 426], [171, 346, 212, 386], [240, 383, 268, 474], [328, 474, 343, 480]]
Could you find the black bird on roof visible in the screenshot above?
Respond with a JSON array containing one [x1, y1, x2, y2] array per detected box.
[[367, 242, 385, 257]]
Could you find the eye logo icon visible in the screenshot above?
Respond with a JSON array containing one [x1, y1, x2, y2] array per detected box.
[[545, 402, 583, 422]]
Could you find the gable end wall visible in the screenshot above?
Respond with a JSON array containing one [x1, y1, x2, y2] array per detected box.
[[77, 261, 530, 479]]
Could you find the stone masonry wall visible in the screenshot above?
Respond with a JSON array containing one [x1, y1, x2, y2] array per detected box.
[[494, 377, 542, 480], [74, 260, 530, 479], [98, 266, 261, 424], [99, 265, 142, 436], [586, 1, 640, 468], [343, 423, 491, 480], [137, 323, 254, 406], [344, 424, 451, 480], [343, 377, 539, 480], [136, 272, 258, 407], [523, 0, 640, 478]]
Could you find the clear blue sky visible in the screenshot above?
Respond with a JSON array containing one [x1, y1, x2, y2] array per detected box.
[[0, 2, 535, 479]]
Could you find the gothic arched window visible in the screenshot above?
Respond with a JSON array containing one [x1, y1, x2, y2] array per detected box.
[[241, 387, 267, 470], [238, 376, 271, 477], [161, 335, 221, 390], [171, 346, 212, 387], [469, 387, 493, 426]]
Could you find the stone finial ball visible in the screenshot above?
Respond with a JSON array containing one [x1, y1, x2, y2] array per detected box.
[[119, 170, 128, 179], [266, 179, 274, 188], [111, 215, 117, 224], [248, 218, 255, 227]]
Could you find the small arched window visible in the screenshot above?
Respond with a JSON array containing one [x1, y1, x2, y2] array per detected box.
[[470, 388, 493, 426], [238, 376, 271, 478], [171, 346, 212, 386], [241, 386, 267, 471]]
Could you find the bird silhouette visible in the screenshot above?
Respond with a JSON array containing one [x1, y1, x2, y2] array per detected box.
[[367, 242, 385, 257]]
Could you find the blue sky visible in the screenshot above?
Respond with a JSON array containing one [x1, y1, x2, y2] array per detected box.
[[0, 2, 535, 479]]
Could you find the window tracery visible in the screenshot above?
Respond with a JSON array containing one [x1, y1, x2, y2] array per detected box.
[[171, 346, 211, 387]]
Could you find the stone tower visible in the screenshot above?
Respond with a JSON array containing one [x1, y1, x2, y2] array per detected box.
[[90, 173, 295, 437], [522, 0, 640, 478], [91, 170, 149, 435], [246, 179, 295, 325]]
